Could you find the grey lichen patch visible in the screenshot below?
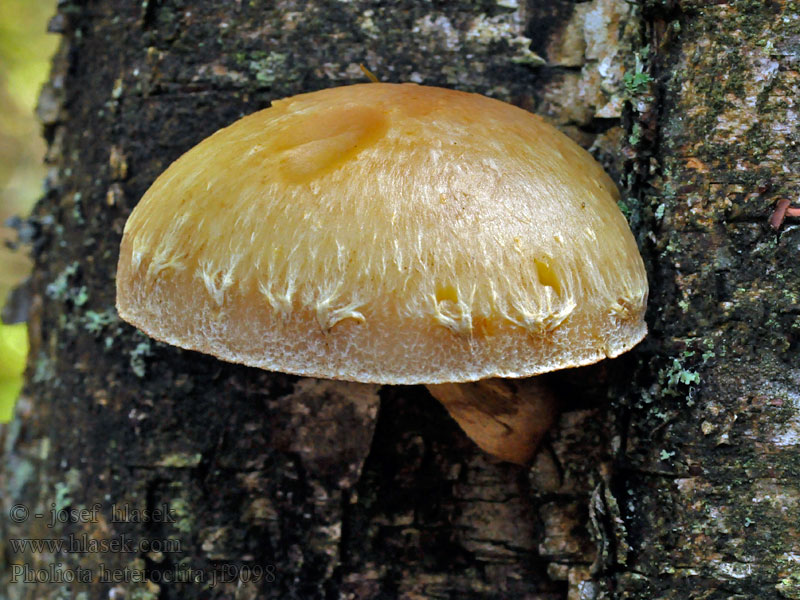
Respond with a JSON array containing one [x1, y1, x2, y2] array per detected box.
[[70, 191, 85, 224], [54, 468, 82, 512], [659, 352, 701, 401], [83, 308, 119, 336], [623, 69, 654, 98], [54, 481, 73, 512], [129, 337, 153, 378], [6, 457, 35, 500], [357, 9, 380, 38], [465, 13, 545, 66], [757, 379, 800, 449], [46, 261, 87, 306], [634, 349, 705, 427], [413, 14, 462, 52], [32, 351, 56, 384], [244, 51, 288, 86], [405, 5, 545, 90]]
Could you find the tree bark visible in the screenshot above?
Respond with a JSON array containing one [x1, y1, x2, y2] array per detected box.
[[1, 1, 797, 599], [614, 1, 800, 598]]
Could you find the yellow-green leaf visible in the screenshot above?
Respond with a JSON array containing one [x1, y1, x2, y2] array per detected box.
[[0, 376, 23, 422], [0, 321, 27, 379]]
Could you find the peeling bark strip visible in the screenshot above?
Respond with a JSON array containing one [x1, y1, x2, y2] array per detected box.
[[770, 198, 800, 230], [2, 0, 796, 599]]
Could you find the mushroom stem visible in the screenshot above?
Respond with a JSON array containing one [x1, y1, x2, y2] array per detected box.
[[425, 378, 558, 465]]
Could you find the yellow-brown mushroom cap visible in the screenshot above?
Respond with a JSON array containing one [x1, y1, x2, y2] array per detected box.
[[116, 83, 648, 384]]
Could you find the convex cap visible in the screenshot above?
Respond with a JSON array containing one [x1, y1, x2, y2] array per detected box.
[[116, 83, 648, 384]]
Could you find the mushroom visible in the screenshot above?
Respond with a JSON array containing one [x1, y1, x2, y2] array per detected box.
[[116, 83, 648, 464]]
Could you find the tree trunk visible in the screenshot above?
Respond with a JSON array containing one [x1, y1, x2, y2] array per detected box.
[[615, 1, 800, 598], [1, 1, 797, 599]]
